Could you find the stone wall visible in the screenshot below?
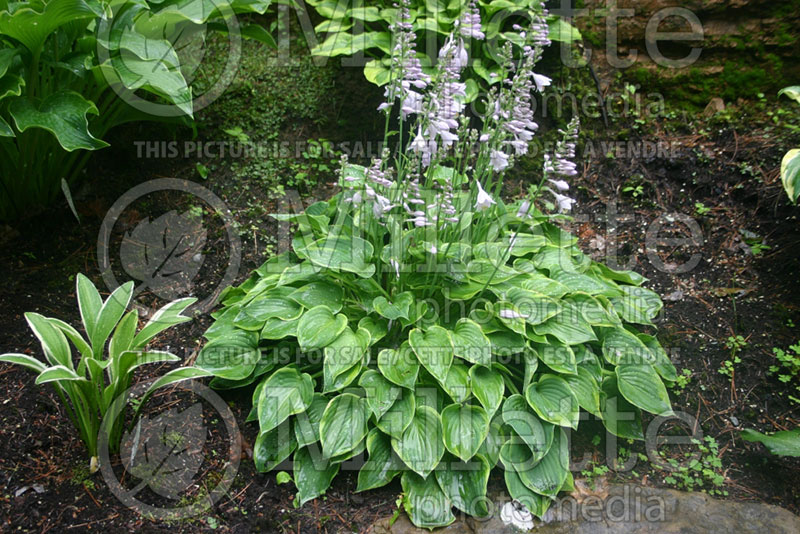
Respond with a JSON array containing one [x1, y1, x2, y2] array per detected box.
[[569, 0, 800, 106]]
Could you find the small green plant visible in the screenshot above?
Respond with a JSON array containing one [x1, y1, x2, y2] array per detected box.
[[769, 343, 800, 404], [580, 460, 610, 489], [670, 368, 693, 394], [286, 138, 340, 194], [0, 274, 209, 471], [740, 230, 770, 256], [694, 202, 711, 216], [658, 436, 727, 496], [622, 174, 645, 199], [623, 183, 644, 198], [196, 163, 210, 180], [719, 335, 747, 377]]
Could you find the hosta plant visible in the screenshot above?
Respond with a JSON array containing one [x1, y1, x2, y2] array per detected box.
[[195, 3, 675, 528], [303, 0, 580, 101], [0, 274, 209, 471], [0, 0, 273, 221]]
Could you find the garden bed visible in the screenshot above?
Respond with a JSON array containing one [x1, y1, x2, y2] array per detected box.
[[1, 50, 799, 533]]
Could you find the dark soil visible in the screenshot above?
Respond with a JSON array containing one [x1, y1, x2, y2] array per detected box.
[[1, 62, 799, 532]]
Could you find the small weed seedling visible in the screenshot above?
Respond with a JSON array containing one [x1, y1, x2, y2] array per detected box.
[[694, 202, 711, 216], [719, 335, 747, 377], [658, 437, 727, 496], [670, 368, 694, 394], [769, 342, 800, 405]]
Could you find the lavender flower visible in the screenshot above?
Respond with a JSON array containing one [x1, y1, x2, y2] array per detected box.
[[532, 73, 551, 92], [379, 0, 430, 116], [475, 180, 496, 211], [547, 178, 569, 191], [490, 149, 509, 172], [458, 1, 485, 41], [551, 191, 576, 212], [543, 117, 580, 211]]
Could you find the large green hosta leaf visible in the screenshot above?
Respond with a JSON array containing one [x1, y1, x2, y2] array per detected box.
[[601, 377, 644, 440], [294, 393, 328, 448], [601, 327, 656, 366], [293, 234, 375, 277], [293, 447, 339, 507], [516, 427, 570, 498], [401, 471, 455, 529], [391, 405, 444, 478], [290, 281, 344, 313], [323, 326, 367, 392], [254, 420, 295, 472], [610, 286, 662, 325], [741, 428, 800, 457], [359, 369, 400, 419], [257, 368, 314, 434], [615, 363, 672, 416], [356, 428, 403, 492], [563, 366, 602, 418], [104, 52, 193, 116], [502, 394, 552, 461], [296, 305, 348, 351], [533, 305, 597, 345], [377, 346, 419, 389], [9, 92, 109, 151], [469, 365, 504, 417], [504, 469, 552, 519], [525, 374, 579, 429], [409, 326, 453, 383], [781, 148, 800, 203], [0, 0, 103, 54], [320, 393, 368, 458], [195, 330, 259, 380], [435, 454, 491, 517], [449, 318, 492, 365], [441, 404, 489, 462]]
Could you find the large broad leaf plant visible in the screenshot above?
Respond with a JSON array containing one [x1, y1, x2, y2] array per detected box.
[[0, 0, 273, 221], [303, 0, 581, 101], [195, 2, 676, 528]]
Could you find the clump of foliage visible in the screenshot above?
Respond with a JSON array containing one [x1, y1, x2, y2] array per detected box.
[[669, 368, 693, 394], [657, 437, 727, 496], [0, 0, 273, 221], [195, 3, 674, 528], [304, 0, 581, 101], [0, 274, 208, 471], [769, 342, 800, 404]]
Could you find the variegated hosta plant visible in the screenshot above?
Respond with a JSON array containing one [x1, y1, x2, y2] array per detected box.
[[0, 274, 209, 472], [195, 2, 676, 529]]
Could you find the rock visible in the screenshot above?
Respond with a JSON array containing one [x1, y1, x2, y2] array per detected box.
[[367, 484, 800, 534], [703, 97, 725, 117]]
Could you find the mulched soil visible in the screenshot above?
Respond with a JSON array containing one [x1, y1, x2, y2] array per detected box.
[[1, 69, 799, 532]]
